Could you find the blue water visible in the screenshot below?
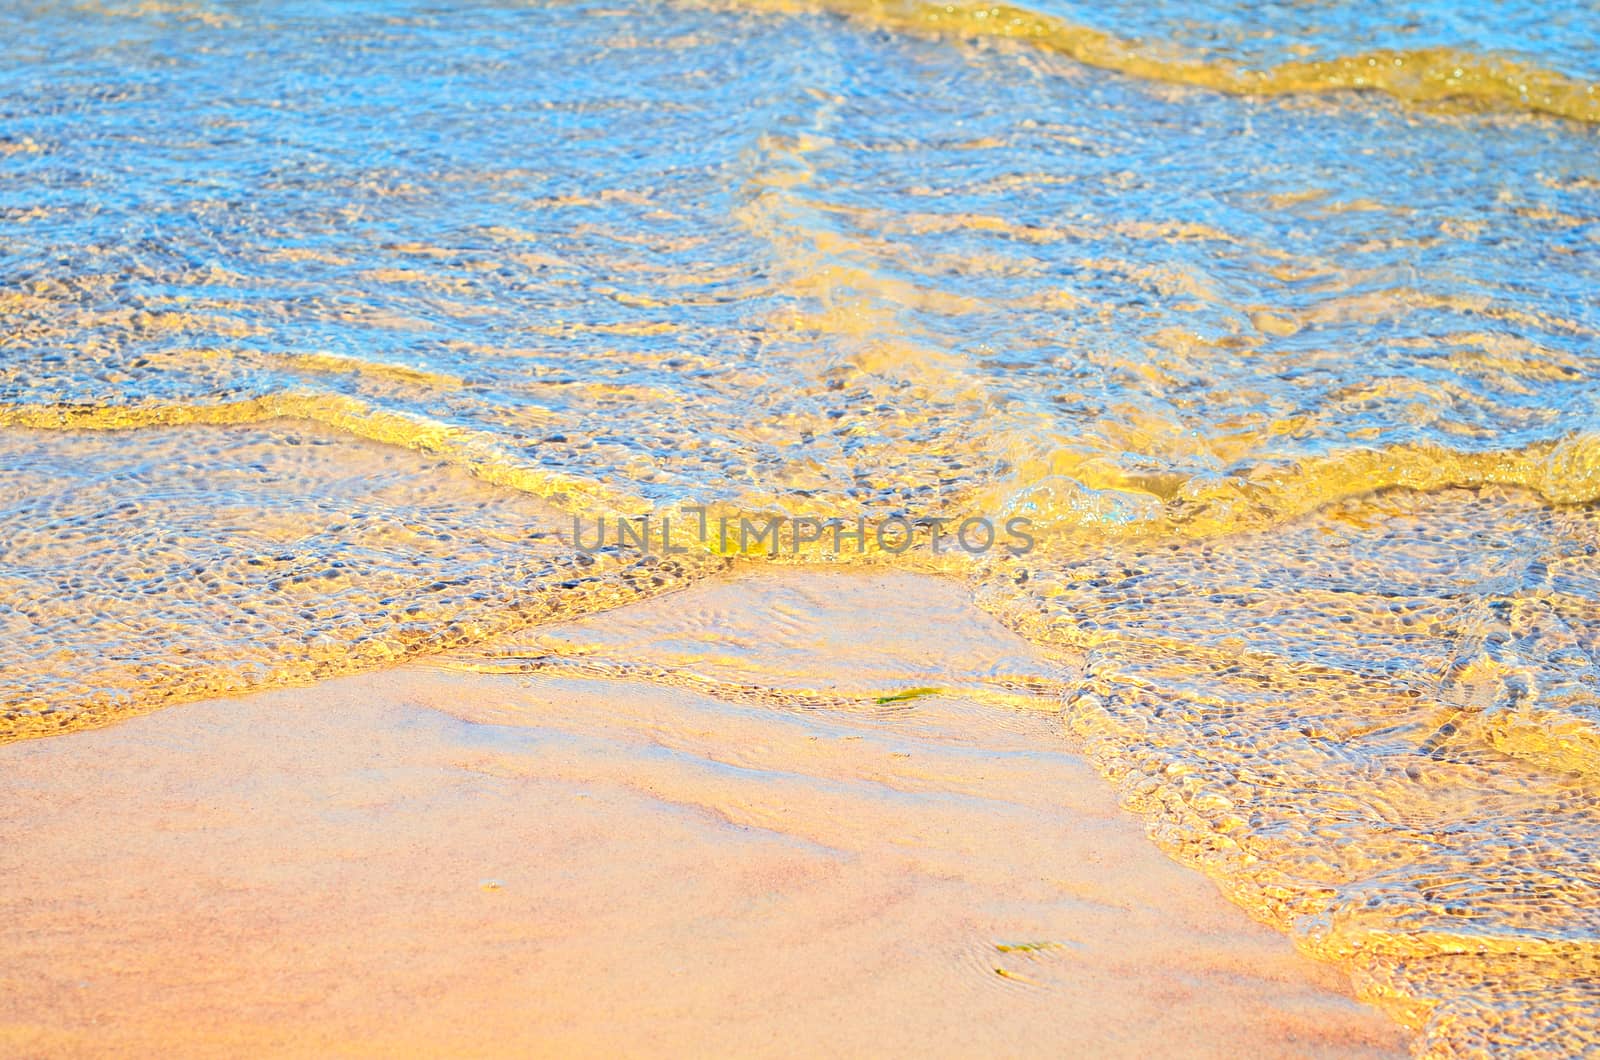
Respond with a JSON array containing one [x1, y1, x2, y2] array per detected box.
[[2, 1, 1599, 1051]]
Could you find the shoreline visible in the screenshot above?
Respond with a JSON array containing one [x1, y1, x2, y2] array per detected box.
[[0, 569, 1408, 1056]]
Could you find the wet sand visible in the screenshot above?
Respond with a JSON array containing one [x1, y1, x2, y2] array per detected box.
[[0, 569, 1409, 1057]]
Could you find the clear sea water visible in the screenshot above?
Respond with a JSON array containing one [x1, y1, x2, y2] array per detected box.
[[3, 0, 1599, 1050]]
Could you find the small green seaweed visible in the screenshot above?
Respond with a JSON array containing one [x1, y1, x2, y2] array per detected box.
[[874, 686, 941, 705]]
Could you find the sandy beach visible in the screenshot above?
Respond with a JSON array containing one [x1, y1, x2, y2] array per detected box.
[[5, 0, 1598, 1051], [0, 569, 1407, 1057]]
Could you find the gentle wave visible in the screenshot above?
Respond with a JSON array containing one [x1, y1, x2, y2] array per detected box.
[[741, 0, 1600, 123], [0, 395, 653, 517], [9, 392, 1600, 547]]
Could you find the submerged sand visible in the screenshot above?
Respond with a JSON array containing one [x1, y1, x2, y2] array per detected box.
[[0, 569, 1408, 1056]]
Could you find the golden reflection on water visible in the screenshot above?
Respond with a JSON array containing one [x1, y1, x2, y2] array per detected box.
[[739, 0, 1600, 124]]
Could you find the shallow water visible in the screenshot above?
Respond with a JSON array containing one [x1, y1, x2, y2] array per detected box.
[[2, 0, 1599, 1052]]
